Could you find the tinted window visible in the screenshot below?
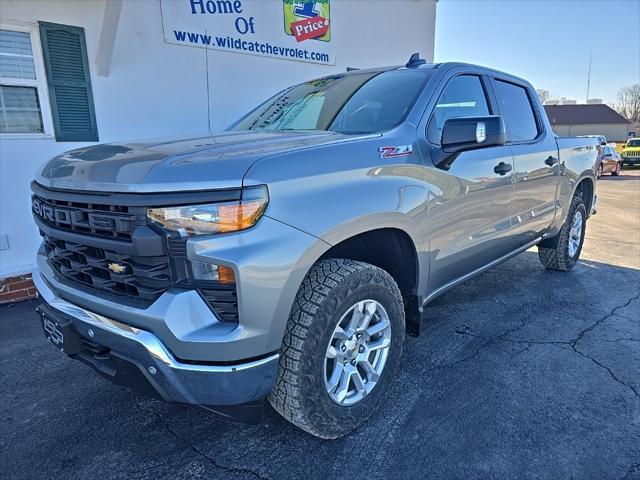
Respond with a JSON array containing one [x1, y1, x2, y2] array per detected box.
[[231, 69, 430, 134], [493, 80, 538, 142], [427, 75, 490, 144]]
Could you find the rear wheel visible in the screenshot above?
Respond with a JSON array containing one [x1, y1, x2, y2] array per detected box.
[[538, 194, 587, 271], [269, 258, 405, 439]]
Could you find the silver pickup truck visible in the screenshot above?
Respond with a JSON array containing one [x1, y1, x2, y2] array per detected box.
[[32, 56, 597, 438]]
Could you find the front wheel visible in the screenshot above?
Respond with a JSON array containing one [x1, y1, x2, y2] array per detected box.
[[269, 258, 405, 439], [538, 194, 587, 271], [596, 164, 603, 178]]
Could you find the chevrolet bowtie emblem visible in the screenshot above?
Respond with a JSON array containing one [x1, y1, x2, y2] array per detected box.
[[108, 262, 127, 274]]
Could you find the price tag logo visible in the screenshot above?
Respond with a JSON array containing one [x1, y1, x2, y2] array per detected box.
[[284, 1, 331, 43]]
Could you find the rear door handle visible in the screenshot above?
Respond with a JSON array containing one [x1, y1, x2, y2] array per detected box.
[[494, 162, 513, 176], [545, 156, 559, 166]]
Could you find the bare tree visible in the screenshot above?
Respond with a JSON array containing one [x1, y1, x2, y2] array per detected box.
[[536, 89, 552, 104], [616, 84, 640, 122]]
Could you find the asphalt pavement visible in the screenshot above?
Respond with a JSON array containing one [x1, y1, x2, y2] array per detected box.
[[1, 169, 639, 480]]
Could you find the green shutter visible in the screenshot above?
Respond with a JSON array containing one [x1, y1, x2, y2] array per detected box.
[[39, 21, 98, 142]]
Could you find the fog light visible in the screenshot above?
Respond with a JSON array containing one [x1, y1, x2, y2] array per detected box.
[[190, 260, 235, 284]]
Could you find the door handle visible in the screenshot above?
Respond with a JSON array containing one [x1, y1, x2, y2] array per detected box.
[[545, 156, 559, 166], [493, 162, 513, 176]]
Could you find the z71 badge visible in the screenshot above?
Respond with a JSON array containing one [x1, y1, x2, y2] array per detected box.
[[378, 145, 413, 159]]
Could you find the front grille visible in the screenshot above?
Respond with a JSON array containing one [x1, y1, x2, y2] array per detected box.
[[32, 194, 146, 241], [44, 235, 171, 305], [33, 183, 242, 322]]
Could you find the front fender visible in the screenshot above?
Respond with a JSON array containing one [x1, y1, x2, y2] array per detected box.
[[243, 134, 432, 302]]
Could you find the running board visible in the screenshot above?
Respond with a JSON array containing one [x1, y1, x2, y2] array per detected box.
[[422, 237, 542, 307]]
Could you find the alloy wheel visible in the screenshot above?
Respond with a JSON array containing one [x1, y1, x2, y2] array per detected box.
[[568, 210, 583, 258], [324, 300, 392, 406]]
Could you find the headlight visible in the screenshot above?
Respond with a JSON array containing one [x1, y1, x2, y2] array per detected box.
[[147, 185, 268, 237]]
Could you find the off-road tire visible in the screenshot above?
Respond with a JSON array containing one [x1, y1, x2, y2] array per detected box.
[[268, 258, 405, 439], [538, 194, 587, 271]]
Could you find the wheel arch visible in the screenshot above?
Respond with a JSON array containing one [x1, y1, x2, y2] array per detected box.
[[573, 175, 595, 217], [314, 227, 423, 335]]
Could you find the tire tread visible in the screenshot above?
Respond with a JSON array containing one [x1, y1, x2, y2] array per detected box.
[[538, 194, 586, 271], [269, 258, 404, 438]]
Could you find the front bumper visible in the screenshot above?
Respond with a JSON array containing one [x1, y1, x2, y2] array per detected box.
[[621, 156, 640, 165], [34, 273, 279, 420], [34, 214, 325, 363]]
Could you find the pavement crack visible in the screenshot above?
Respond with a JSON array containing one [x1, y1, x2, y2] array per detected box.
[[454, 292, 640, 400], [435, 336, 496, 369], [569, 291, 640, 349], [136, 402, 272, 480], [571, 345, 639, 400]]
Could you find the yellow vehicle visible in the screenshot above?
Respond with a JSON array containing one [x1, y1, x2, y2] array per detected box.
[[621, 138, 640, 166]]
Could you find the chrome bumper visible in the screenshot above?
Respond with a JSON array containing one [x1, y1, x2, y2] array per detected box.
[[33, 271, 279, 409]]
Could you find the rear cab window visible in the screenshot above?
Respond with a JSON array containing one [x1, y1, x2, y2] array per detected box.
[[492, 79, 539, 142]]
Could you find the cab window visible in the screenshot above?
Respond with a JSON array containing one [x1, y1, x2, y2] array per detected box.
[[427, 75, 490, 145], [493, 80, 539, 142]]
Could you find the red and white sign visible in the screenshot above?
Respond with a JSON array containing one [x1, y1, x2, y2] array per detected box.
[[290, 16, 329, 43]]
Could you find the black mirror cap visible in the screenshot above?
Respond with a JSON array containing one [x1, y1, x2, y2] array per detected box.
[[441, 115, 506, 154]]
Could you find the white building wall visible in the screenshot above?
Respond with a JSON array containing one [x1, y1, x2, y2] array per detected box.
[[0, 0, 437, 278]]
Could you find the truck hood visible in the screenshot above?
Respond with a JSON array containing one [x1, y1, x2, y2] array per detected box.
[[36, 130, 353, 193]]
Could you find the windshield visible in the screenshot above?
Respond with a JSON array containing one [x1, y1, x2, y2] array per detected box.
[[230, 69, 431, 134], [627, 139, 640, 147]]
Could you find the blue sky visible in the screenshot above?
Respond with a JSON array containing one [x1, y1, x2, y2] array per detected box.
[[435, 0, 640, 105]]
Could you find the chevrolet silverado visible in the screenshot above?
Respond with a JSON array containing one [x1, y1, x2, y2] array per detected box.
[[32, 55, 598, 438]]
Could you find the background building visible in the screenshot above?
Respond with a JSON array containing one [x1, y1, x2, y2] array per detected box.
[[0, 0, 438, 299], [544, 104, 632, 142]]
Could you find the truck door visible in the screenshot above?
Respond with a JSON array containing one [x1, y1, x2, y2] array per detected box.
[[422, 74, 516, 292], [489, 78, 560, 245]]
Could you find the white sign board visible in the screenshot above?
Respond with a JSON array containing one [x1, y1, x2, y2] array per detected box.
[[160, 0, 335, 65]]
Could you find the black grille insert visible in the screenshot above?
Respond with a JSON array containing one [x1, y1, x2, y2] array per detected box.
[[32, 194, 146, 241], [44, 235, 171, 305]]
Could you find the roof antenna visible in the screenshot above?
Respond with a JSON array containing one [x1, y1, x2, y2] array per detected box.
[[406, 52, 426, 68], [585, 50, 592, 103]]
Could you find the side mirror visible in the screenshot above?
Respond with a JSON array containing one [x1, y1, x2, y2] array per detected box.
[[600, 141, 607, 146], [441, 115, 506, 154], [603, 153, 612, 158]]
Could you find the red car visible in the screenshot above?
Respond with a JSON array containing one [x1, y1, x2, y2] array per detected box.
[[597, 145, 623, 177]]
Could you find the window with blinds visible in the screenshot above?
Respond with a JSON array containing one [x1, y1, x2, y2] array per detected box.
[[0, 29, 44, 133]]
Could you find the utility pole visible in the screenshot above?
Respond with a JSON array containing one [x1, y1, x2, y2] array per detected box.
[[586, 51, 592, 103]]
